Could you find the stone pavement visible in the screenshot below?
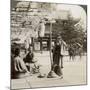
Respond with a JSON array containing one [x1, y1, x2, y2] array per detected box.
[[11, 51, 87, 89]]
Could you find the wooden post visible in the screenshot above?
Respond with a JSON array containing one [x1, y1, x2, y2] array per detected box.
[[47, 20, 57, 78], [50, 22, 53, 69]]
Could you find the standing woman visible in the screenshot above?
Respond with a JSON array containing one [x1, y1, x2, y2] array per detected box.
[[68, 44, 76, 61], [52, 39, 62, 77], [52, 36, 67, 77]]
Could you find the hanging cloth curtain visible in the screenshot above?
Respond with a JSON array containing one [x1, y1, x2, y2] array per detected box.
[[38, 22, 45, 37]]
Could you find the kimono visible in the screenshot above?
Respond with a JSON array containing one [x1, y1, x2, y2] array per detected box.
[[52, 44, 63, 76], [24, 52, 34, 63], [11, 56, 28, 79], [14, 56, 28, 73]]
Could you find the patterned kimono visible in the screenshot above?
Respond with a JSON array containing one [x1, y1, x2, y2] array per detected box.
[[14, 56, 28, 72], [11, 56, 28, 79]]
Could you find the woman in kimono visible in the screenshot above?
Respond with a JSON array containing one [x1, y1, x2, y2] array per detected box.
[[52, 40, 62, 76], [52, 36, 67, 77], [12, 48, 30, 78]]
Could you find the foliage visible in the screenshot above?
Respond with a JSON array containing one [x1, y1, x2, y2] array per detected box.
[[52, 16, 87, 52]]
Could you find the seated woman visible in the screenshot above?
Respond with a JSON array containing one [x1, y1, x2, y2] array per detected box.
[[11, 48, 30, 79], [24, 47, 35, 63], [24, 47, 40, 74]]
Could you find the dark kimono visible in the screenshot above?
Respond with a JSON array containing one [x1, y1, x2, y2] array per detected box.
[[24, 52, 34, 63], [23, 52, 34, 71], [52, 44, 62, 76]]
